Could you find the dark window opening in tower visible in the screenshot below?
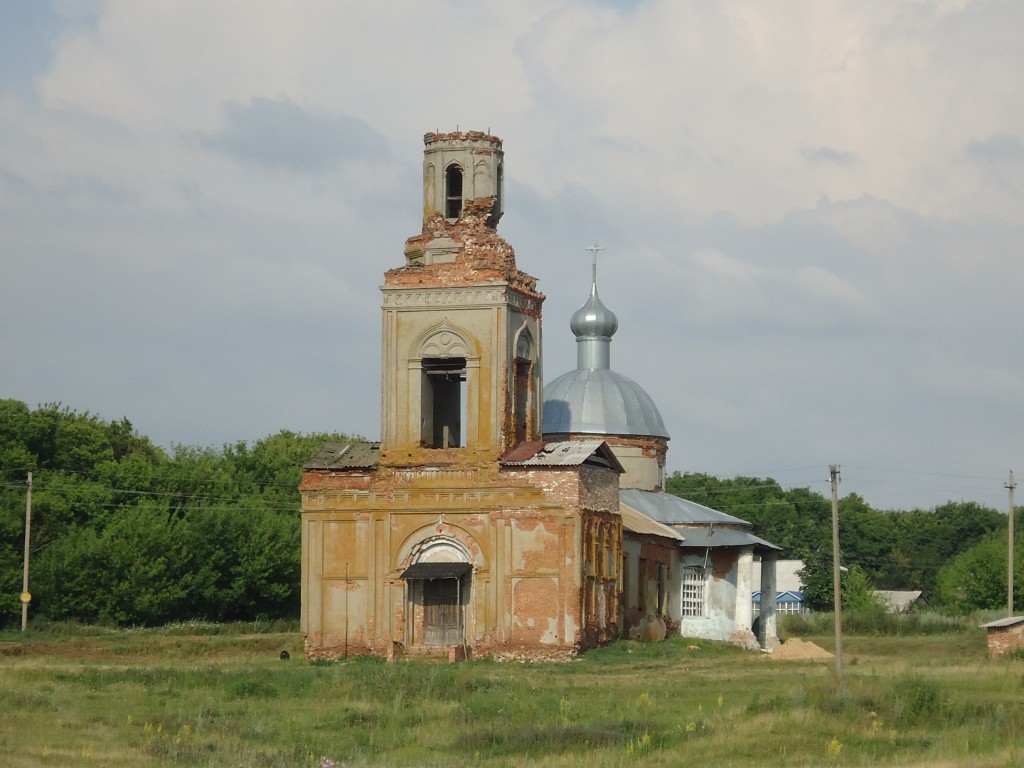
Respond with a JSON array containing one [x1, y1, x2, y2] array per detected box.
[[491, 162, 503, 227], [445, 164, 463, 219], [422, 357, 466, 448], [513, 356, 532, 444]]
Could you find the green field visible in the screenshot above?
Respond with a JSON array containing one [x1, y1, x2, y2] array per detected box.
[[1, 623, 1022, 767]]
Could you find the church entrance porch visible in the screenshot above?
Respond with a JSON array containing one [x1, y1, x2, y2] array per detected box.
[[401, 561, 472, 651]]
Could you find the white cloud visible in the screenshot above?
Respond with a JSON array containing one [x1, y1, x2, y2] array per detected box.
[[2, 0, 1023, 510]]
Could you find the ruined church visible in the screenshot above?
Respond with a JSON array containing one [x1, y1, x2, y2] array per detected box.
[[299, 131, 780, 660]]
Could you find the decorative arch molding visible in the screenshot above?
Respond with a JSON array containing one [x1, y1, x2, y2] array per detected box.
[[395, 520, 486, 572], [473, 159, 491, 193], [414, 319, 477, 361], [513, 323, 535, 361]]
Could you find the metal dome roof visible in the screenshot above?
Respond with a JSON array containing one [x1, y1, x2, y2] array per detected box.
[[543, 367, 669, 438], [543, 246, 670, 440]]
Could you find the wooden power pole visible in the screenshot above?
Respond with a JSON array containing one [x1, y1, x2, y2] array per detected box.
[[1007, 471, 1016, 618], [830, 464, 843, 681], [21, 471, 33, 631]]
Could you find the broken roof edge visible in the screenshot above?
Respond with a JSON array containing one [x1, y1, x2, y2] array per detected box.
[[500, 439, 624, 473], [303, 441, 381, 470]]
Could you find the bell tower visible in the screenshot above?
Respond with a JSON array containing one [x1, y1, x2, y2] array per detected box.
[[379, 131, 544, 464]]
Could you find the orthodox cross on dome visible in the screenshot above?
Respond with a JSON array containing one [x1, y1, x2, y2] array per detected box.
[[584, 242, 604, 287]]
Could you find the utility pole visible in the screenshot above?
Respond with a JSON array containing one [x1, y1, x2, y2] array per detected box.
[[830, 464, 843, 681], [21, 471, 33, 631], [1007, 471, 1016, 618]]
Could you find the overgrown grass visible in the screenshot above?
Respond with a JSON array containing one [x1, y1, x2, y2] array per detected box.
[[782, 609, 982, 637], [1, 617, 300, 639], [2, 626, 1023, 766]]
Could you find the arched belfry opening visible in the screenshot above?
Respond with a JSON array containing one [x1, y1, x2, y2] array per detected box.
[[422, 356, 466, 448], [513, 328, 536, 444], [445, 164, 464, 219]]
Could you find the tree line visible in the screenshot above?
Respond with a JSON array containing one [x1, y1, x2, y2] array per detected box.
[[2, 399, 1019, 628], [0, 399, 353, 628], [665, 472, 1022, 613]]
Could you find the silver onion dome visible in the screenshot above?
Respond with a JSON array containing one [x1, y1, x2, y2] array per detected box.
[[543, 268, 669, 439]]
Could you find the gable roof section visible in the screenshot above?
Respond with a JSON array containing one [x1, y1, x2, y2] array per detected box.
[[874, 590, 927, 612], [304, 442, 381, 470], [500, 440, 624, 473], [753, 590, 805, 604], [619, 488, 751, 526]]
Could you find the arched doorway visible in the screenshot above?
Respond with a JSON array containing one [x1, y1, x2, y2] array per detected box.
[[401, 537, 472, 647]]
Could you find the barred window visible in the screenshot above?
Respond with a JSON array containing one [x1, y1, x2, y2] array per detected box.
[[680, 567, 706, 618]]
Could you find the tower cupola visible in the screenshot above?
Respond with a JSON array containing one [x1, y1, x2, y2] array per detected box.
[[422, 131, 504, 227]]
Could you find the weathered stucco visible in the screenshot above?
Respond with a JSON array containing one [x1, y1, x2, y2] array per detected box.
[[300, 461, 620, 659]]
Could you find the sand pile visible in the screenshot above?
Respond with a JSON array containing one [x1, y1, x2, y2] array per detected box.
[[769, 638, 834, 660]]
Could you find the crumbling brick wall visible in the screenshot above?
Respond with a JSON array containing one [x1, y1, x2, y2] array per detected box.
[[987, 622, 1024, 656]]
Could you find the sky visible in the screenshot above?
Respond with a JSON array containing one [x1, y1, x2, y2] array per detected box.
[[2, 0, 1023, 512]]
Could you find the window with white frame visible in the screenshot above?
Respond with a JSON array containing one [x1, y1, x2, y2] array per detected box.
[[680, 567, 706, 618]]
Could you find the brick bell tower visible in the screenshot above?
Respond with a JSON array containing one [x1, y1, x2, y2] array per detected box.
[[379, 131, 545, 465]]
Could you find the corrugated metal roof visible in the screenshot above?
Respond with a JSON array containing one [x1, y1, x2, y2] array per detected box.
[[619, 488, 751, 526], [500, 441, 546, 463], [620, 503, 685, 541], [500, 440, 623, 472], [303, 442, 380, 470], [672, 526, 782, 551], [981, 616, 1024, 629]]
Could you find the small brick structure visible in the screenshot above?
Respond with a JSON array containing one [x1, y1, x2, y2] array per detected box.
[[981, 616, 1024, 656]]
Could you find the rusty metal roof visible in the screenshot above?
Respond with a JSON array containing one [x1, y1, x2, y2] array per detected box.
[[303, 442, 380, 470], [500, 440, 623, 472]]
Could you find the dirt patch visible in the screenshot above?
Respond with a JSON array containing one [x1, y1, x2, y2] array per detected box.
[[769, 638, 834, 661]]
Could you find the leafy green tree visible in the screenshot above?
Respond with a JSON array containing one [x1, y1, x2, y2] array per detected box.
[[936, 524, 1023, 614], [798, 549, 881, 612]]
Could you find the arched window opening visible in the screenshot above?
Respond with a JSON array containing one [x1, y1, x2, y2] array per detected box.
[[513, 332, 533, 444], [445, 164, 463, 219], [422, 357, 466, 448]]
